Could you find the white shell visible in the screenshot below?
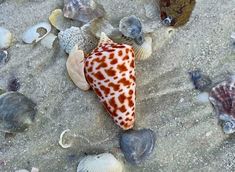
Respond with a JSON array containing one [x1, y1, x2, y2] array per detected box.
[[231, 32, 235, 40], [40, 33, 57, 49], [144, 3, 159, 19], [66, 45, 90, 90], [22, 22, 51, 44], [0, 27, 13, 49], [58, 26, 98, 54], [77, 153, 123, 172], [133, 36, 152, 60], [59, 129, 73, 148]]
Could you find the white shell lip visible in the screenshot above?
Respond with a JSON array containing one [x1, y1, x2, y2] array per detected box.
[[22, 22, 51, 44]]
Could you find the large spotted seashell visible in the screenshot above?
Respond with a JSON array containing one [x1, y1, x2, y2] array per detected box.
[[209, 77, 235, 134], [84, 33, 136, 130]]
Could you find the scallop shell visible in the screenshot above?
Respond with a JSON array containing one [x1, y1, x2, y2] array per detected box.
[[77, 153, 123, 172], [119, 15, 144, 45], [0, 27, 13, 49], [0, 92, 37, 133], [58, 26, 98, 54], [66, 44, 90, 90], [63, 0, 105, 23], [22, 22, 51, 44], [144, 2, 159, 19], [112, 35, 152, 60], [209, 77, 235, 134], [120, 129, 156, 165]]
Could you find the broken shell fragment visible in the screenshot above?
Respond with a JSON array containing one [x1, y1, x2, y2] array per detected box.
[[77, 153, 123, 172], [0, 50, 9, 65], [49, 9, 72, 31], [58, 26, 98, 54], [66, 45, 90, 90], [0, 92, 37, 133], [22, 22, 51, 44], [40, 33, 57, 49], [63, 0, 105, 23], [120, 129, 156, 165], [119, 15, 144, 45], [0, 27, 13, 49], [59, 129, 73, 148]]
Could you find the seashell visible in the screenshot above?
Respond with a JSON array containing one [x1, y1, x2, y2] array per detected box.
[[188, 69, 212, 92], [63, 0, 105, 23], [7, 76, 20, 92], [157, 0, 196, 27], [119, 15, 144, 45], [49, 9, 73, 31], [209, 77, 235, 134], [22, 22, 51, 44], [0, 27, 13, 49], [112, 35, 152, 60], [66, 44, 90, 90], [58, 26, 98, 54], [231, 32, 235, 40], [40, 33, 57, 49], [196, 92, 209, 103], [0, 50, 9, 65], [144, 3, 159, 19], [77, 153, 123, 172], [15, 169, 29, 172], [120, 129, 156, 165], [84, 33, 136, 130], [59, 129, 73, 148], [0, 92, 37, 133]]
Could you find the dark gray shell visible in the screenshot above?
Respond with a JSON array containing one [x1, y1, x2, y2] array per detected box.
[[0, 92, 37, 132], [119, 15, 144, 45], [120, 129, 156, 165], [188, 69, 212, 92]]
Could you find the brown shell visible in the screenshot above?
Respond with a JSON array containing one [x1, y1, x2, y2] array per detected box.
[[157, 0, 196, 27]]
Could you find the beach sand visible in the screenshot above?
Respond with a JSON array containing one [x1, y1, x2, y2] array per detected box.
[[0, 0, 235, 171]]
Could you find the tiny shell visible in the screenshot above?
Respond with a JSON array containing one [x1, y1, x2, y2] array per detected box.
[[0, 27, 13, 49], [119, 15, 144, 45], [40, 33, 57, 49], [120, 129, 156, 165], [231, 32, 235, 40], [77, 153, 123, 172], [0, 50, 9, 65], [188, 69, 212, 92], [63, 0, 105, 23], [66, 45, 90, 90], [0, 92, 37, 132], [144, 3, 159, 19], [59, 129, 73, 148], [22, 22, 51, 44], [58, 26, 98, 54], [209, 77, 235, 134]]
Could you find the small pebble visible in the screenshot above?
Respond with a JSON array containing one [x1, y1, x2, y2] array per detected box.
[[7, 76, 20, 91]]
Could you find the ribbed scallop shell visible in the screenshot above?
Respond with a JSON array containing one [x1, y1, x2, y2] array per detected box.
[[209, 78, 235, 134]]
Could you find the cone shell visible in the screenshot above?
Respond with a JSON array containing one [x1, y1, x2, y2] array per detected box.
[[84, 33, 136, 130]]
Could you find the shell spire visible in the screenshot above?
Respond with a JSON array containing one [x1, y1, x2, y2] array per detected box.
[[84, 33, 136, 130]]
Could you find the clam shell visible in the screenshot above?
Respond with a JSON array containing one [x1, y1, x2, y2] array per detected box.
[[0, 92, 37, 132], [63, 0, 105, 23], [120, 129, 156, 165], [77, 153, 123, 172], [0, 27, 13, 49], [22, 22, 51, 44], [58, 26, 98, 54], [66, 45, 90, 90]]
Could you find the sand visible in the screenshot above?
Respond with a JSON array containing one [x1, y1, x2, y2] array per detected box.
[[0, 0, 235, 171]]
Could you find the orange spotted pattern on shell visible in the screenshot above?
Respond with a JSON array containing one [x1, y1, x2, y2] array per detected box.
[[84, 39, 136, 130]]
